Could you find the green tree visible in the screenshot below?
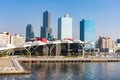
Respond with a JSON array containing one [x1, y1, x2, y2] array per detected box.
[[20, 53, 25, 57], [26, 52, 31, 57], [0, 50, 9, 57], [33, 51, 39, 56]]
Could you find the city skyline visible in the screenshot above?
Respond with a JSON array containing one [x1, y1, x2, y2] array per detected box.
[[0, 0, 120, 40]]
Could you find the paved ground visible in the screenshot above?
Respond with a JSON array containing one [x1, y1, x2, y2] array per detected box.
[[0, 60, 14, 67], [0, 57, 30, 74]]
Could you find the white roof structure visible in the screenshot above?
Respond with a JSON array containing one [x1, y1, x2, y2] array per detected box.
[[61, 39, 73, 43], [32, 41, 45, 46], [73, 39, 84, 43], [0, 40, 86, 51], [46, 40, 61, 45]]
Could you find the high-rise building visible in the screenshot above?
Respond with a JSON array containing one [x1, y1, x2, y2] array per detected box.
[[26, 24, 35, 40], [58, 14, 72, 40], [80, 19, 95, 49], [98, 36, 115, 52], [41, 10, 52, 40]]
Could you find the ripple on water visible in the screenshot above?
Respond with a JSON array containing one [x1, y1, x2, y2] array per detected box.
[[0, 62, 120, 80]]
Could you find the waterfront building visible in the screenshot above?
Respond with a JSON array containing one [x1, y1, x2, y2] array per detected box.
[[41, 10, 52, 40], [26, 24, 35, 40], [58, 14, 72, 40], [11, 34, 25, 45], [0, 32, 11, 45], [0, 32, 25, 45], [98, 36, 115, 52], [80, 19, 95, 49]]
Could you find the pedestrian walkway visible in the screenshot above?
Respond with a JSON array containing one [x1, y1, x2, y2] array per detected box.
[[0, 57, 31, 74]]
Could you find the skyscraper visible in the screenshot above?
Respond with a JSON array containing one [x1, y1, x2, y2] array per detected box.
[[41, 10, 52, 40], [80, 19, 95, 49], [58, 14, 72, 40], [26, 24, 35, 40]]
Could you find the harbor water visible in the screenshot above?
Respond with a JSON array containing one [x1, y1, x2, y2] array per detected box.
[[0, 62, 120, 80]]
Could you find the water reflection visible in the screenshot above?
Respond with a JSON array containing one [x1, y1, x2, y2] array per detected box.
[[1, 62, 120, 80]]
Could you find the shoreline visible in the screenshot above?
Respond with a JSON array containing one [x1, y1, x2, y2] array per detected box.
[[19, 56, 120, 62], [1, 56, 120, 75]]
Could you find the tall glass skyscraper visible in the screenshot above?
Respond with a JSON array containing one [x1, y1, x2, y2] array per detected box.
[[58, 14, 72, 40], [41, 10, 52, 40], [26, 24, 35, 40], [80, 19, 95, 49]]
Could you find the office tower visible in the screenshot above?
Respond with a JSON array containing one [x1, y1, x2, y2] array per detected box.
[[26, 24, 35, 40], [58, 14, 72, 40], [41, 10, 52, 40], [98, 36, 115, 52], [80, 19, 95, 49]]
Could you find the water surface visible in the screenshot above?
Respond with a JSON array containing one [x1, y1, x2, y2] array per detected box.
[[0, 62, 120, 80]]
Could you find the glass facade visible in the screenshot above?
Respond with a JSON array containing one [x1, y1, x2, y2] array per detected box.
[[41, 10, 53, 40], [80, 19, 95, 49], [26, 24, 35, 40]]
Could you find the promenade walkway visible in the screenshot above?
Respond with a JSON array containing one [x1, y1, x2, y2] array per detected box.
[[0, 56, 120, 74], [0, 57, 31, 74]]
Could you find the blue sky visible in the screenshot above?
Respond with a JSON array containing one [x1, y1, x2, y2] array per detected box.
[[0, 0, 120, 40]]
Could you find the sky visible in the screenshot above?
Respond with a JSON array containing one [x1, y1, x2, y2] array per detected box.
[[0, 0, 120, 40]]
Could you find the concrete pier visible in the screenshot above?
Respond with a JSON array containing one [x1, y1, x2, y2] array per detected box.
[[0, 57, 31, 75]]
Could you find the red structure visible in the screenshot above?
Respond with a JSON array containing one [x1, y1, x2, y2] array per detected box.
[[64, 38, 73, 41], [36, 37, 48, 42]]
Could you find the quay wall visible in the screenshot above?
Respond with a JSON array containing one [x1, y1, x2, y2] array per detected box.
[[19, 57, 120, 63]]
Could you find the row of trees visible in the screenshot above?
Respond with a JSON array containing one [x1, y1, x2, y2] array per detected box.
[[20, 51, 40, 57], [0, 51, 9, 57]]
